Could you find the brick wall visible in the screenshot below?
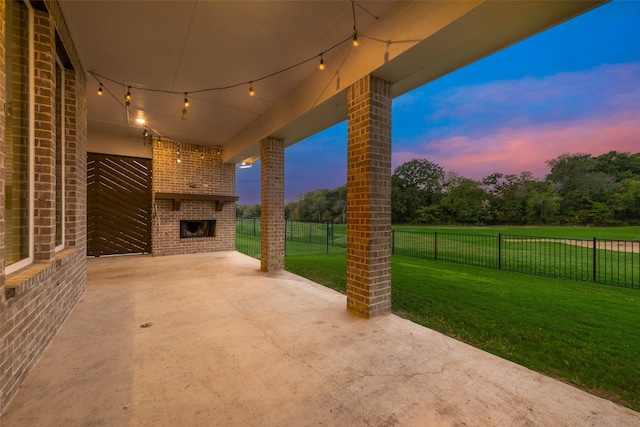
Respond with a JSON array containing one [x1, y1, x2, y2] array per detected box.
[[346, 75, 392, 318], [152, 141, 236, 256], [1, 1, 87, 414]]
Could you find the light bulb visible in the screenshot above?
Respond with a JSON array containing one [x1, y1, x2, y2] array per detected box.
[[182, 108, 188, 121], [125, 87, 131, 106], [177, 154, 181, 164], [249, 82, 255, 97], [319, 56, 325, 71], [184, 93, 189, 107], [98, 83, 103, 96], [352, 33, 359, 47]]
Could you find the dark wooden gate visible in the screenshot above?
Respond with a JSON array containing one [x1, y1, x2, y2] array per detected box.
[[87, 153, 152, 256]]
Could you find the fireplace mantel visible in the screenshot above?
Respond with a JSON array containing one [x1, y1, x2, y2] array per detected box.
[[155, 192, 239, 211]]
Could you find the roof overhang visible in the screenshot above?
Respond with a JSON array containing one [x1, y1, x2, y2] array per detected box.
[[57, 0, 606, 165]]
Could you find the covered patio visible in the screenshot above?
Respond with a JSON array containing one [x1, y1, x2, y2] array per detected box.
[[2, 252, 638, 426], [5, 0, 636, 420]]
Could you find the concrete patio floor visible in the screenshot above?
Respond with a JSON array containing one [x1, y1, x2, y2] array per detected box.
[[2, 251, 638, 426]]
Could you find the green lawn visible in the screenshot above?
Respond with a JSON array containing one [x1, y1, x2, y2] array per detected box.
[[393, 225, 640, 240], [284, 253, 640, 412]]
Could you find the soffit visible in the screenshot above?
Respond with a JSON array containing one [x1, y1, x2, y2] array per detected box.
[[57, 1, 605, 164]]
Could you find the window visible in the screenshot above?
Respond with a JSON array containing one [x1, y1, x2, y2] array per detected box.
[[55, 58, 65, 250], [5, 0, 34, 272]]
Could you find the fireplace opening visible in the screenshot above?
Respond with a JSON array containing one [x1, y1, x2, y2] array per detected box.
[[180, 220, 216, 238]]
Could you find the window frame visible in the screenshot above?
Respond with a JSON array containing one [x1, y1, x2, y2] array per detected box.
[[54, 55, 66, 252]]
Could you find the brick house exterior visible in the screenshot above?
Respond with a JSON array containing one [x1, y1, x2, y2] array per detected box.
[[1, 0, 87, 413]]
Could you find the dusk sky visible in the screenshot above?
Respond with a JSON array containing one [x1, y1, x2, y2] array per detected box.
[[237, 1, 640, 205]]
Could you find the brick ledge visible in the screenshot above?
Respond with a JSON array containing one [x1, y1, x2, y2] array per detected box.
[[4, 247, 80, 299]]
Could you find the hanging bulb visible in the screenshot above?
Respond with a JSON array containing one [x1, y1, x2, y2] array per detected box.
[[352, 32, 359, 47], [182, 107, 188, 121], [319, 55, 325, 71], [249, 82, 255, 97], [125, 87, 131, 106], [201, 152, 205, 160], [98, 83, 103, 96], [143, 127, 149, 137], [184, 93, 189, 108], [177, 153, 181, 164]]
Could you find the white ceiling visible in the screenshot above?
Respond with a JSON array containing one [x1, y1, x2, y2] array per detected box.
[[58, 0, 605, 164]]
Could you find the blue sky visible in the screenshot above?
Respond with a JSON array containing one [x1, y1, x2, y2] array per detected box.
[[237, 1, 640, 205]]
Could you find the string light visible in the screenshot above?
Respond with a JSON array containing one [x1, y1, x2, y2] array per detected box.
[[351, 0, 359, 47], [176, 146, 181, 163], [143, 126, 149, 137], [90, 1, 371, 122]]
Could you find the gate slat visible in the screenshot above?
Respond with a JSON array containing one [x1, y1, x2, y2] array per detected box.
[[87, 153, 152, 256]]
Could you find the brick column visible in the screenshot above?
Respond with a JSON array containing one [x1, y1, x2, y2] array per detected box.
[[260, 137, 285, 271], [0, 0, 6, 297], [346, 75, 392, 318], [63, 69, 87, 250], [33, 9, 56, 262]]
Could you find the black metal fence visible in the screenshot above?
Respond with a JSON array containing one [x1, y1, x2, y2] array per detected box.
[[236, 219, 640, 289]]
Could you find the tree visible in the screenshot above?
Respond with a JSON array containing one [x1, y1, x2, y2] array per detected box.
[[482, 172, 543, 224], [546, 153, 616, 223], [439, 176, 492, 224], [594, 151, 640, 181], [610, 178, 640, 224], [237, 204, 261, 218], [286, 186, 347, 222], [391, 159, 445, 223]]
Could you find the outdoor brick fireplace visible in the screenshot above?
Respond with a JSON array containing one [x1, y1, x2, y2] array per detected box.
[[152, 142, 237, 256]]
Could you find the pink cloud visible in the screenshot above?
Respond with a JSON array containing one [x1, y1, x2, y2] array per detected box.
[[393, 63, 640, 180], [392, 112, 640, 180]]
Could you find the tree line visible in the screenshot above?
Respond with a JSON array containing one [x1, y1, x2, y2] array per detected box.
[[236, 151, 640, 226]]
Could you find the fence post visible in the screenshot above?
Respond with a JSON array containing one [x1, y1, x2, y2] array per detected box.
[[593, 237, 597, 283], [392, 230, 395, 255], [326, 222, 329, 254], [434, 232, 438, 261], [284, 218, 288, 256], [498, 233, 502, 270]]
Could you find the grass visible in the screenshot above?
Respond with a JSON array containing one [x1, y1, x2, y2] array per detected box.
[[393, 225, 640, 240], [238, 222, 640, 288], [284, 253, 640, 412]]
